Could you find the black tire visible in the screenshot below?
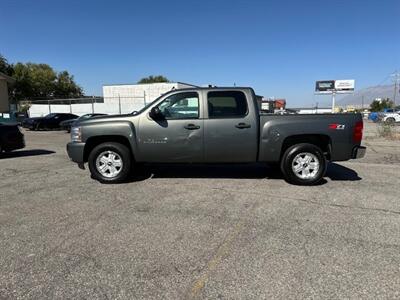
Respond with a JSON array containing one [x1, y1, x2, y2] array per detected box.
[[385, 117, 395, 124], [88, 142, 132, 183], [280, 143, 326, 185]]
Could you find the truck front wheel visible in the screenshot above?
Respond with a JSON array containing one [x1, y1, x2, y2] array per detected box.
[[88, 142, 132, 183], [280, 143, 326, 185]]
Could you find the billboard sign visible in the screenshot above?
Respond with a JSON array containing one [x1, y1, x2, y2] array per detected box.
[[335, 79, 355, 92], [315, 79, 355, 94], [315, 80, 335, 94]]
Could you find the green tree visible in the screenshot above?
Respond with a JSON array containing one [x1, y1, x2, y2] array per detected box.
[[370, 98, 394, 112], [54, 71, 83, 98], [12, 63, 56, 99], [9, 62, 83, 100], [137, 75, 170, 84], [0, 54, 13, 76], [1, 53, 84, 100]]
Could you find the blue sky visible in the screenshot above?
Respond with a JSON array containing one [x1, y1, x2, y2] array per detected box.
[[2, 0, 399, 106]]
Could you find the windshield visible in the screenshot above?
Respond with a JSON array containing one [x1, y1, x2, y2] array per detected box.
[[45, 113, 57, 119], [78, 114, 92, 120]]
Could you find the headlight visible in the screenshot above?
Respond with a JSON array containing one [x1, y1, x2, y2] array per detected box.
[[71, 126, 82, 142]]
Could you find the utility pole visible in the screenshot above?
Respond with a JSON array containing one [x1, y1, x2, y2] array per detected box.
[[391, 70, 400, 108], [331, 91, 336, 113], [361, 95, 364, 110], [118, 94, 121, 115]]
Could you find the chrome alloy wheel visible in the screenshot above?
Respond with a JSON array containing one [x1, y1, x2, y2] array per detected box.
[[291, 152, 320, 179], [95, 151, 123, 178]]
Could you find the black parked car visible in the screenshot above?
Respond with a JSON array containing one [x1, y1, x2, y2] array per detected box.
[[22, 113, 79, 130], [60, 113, 107, 132], [0, 123, 25, 153]]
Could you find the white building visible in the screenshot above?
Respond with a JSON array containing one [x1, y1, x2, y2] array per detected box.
[[102, 82, 197, 106], [296, 107, 332, 114], [28, 82, 197, 117]]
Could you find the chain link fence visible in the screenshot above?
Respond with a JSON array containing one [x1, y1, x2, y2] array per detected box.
[[20, 96, 148, 117]]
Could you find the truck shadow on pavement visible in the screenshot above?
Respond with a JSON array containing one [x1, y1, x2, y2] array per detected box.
[[325, 163, 362, 181], [129, 162, 361, 184], [0, 149, 55, 159]]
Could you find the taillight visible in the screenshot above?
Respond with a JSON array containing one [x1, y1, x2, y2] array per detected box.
[[353, 121, 363, 143]]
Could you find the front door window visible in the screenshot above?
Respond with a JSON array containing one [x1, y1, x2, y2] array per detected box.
[[158, 92, 199, 119]]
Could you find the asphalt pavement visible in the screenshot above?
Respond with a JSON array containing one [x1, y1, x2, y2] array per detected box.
[[1, 122, 399, 299]]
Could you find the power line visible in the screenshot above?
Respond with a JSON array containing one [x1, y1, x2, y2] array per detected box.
[[376, 74, 391, 86]]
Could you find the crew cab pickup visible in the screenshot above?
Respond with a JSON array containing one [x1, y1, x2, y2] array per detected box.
[[67, 87, 366, 185]]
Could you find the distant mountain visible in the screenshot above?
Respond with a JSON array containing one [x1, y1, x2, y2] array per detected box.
[[337, 84, 397, 107]]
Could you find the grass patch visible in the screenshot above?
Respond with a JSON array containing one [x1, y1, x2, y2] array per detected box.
[[377, 123, 400, 140]]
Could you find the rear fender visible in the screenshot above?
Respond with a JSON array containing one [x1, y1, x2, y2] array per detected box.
[[259, 119, 336, 162]]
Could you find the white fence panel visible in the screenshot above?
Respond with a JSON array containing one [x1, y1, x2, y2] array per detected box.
[[71, 104, 93, 115], [28, 101, 147, 117], [50, 105, 71, 114], [29, 105, 51, 117]]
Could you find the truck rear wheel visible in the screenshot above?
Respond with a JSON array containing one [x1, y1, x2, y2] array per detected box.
[[280, 143, 326, 185], [88, 142, 131, 183]]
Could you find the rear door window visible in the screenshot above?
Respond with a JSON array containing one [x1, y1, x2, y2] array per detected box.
[[207, 91, 248, 118]]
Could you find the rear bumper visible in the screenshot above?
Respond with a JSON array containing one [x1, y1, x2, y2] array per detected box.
[[352, 146, 366, 159], [67, 142, 85, 163]]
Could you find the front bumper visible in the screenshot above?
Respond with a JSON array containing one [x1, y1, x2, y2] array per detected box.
[[352, 146, 366, 159], [66, 142, 85, 163]]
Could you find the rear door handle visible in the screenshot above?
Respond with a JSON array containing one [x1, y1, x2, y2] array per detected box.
[[184, 124, 201, 130], [235, 123, 251, 129]]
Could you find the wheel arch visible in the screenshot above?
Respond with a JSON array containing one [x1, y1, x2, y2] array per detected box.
[[281, 134, 332, 160], [83, 135, 134, 162]]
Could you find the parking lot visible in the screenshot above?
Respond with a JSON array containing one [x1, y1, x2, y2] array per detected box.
[[1, 122, 399, 299]]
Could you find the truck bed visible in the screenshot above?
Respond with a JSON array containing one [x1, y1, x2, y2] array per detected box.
[[258, 113, 363, 162]]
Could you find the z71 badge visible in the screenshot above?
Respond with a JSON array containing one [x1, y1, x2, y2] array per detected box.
[[329, 124, 346, 130]]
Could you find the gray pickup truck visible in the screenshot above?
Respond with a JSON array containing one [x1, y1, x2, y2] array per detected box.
[[67, 87, 365, 185]]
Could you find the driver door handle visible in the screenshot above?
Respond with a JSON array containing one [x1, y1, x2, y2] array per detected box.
[[235, 123, 251, 129], [184, 124, 201, 130]]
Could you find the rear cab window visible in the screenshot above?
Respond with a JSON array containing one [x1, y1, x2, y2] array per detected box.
[[207, 91, 248, 118]]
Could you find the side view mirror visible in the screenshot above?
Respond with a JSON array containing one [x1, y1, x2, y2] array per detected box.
[[149, 107, 163, 119]]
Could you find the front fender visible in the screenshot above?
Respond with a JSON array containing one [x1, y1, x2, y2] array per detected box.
[[81, 120, 138, 156]]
